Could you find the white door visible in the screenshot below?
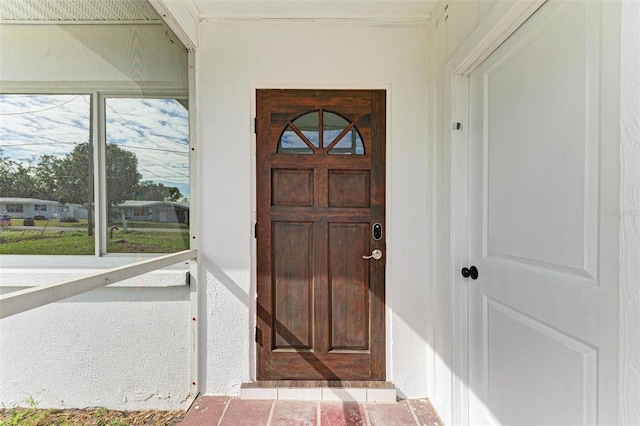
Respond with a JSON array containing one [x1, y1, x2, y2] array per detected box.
[[467, 1, 620, 425]]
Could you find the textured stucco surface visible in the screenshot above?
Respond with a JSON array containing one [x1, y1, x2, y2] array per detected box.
[[196, 20, 430, 398], [0, 285, 191, 410], [619, 1, 640, 424]]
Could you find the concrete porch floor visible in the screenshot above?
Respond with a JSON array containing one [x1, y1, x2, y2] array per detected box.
[[179, 395, 443, 426]]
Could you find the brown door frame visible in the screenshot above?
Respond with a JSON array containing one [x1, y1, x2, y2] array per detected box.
[[255, 89, 386, 380]]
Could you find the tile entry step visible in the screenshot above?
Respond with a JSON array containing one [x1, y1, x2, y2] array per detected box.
[[240, 381, 396, 402], [179, 396, 444, 426]]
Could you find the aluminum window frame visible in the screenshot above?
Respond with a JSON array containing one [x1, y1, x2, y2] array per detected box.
[[0, 88, 190, 263]]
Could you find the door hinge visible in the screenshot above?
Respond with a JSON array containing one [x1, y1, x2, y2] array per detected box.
[[255, 327, 259, 343], [254, 222, 257, 238], [254, 117, 257, 134]]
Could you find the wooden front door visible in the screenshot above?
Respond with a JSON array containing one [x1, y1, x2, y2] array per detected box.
[[256, 89, 386, 380]]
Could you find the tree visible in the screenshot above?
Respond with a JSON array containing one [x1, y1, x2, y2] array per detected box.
[[55, 143, 92, 206], [33, 155, 60, 201], [0, 155, 38, 199], [105, 144, 141, 206], [135, 181, 183, 202], [53, 143, 140, 235], [0, 155, 17, 197], [52, 143, 94, 235], [56, 143, 141, 207]]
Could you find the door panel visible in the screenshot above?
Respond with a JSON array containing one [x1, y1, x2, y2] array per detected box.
[[272, 170, 314, 207], [468, 1, 618, 424], [256, 89, 386, 380], [328, 222, 370, 350], [328, 171, 370, 208], [273, 221, 313, 350]]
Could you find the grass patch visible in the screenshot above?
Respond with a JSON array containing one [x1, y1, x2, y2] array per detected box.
[[0, 407, 185, 426], [3, 219, 187, 230], [0, 230, 94, 255], [0, 229, 188, 255], [107, 229, 189, 253], [110, 221, 188, 230], [3, 219, 89, 228]]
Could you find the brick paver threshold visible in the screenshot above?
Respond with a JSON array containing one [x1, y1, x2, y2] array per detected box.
[[180, 395, 443, 426]]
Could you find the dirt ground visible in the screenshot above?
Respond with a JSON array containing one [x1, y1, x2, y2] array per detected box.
[[0, 407, 185, 425]]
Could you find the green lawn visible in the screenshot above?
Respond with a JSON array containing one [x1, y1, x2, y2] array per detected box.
[[109, 220, 188, 229], [3, 218, 187, 230], [108, 229, 190, 253], [3, 218, 89, 228], [0, 228, 189, 255]]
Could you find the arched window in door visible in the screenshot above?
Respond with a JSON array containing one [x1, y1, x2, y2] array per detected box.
[[278, 110, 364, 155]]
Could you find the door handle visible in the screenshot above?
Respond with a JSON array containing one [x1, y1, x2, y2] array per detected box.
[[363, 249, 383, 260], [461, 266, 479, 280]]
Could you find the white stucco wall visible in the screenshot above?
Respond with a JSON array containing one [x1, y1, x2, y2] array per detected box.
[[195, 19, 430, 398], [619, 1, 640, 424], [0, 23, 191, 410]]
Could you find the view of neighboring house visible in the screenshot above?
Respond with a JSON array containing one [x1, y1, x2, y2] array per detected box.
[[0, 197, 87, 220], [0, 197, 189, 223], [112, 200, 189, 223], [56, 203, 88, 220]]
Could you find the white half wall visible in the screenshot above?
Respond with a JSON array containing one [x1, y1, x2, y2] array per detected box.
[[195, 19, 431, 398], [0, 281, 191, 410]]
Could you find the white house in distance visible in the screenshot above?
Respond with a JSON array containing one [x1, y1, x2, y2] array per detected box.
[[0, 197, 58, 219], [113, 200, 189, 223], [57, 203, 88, 221], [0, 197, 87, 220], [0, 1, 638, 425]]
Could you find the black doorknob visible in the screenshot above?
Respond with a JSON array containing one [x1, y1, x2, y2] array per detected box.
[[461, 266, 478, 280]]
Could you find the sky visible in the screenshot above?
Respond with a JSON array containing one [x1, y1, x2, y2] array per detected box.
[[0, 94, 190, 200]]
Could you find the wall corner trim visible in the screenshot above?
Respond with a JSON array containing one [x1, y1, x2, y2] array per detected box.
[[450, 0, 546, 75], [149, 0, 200, 50]]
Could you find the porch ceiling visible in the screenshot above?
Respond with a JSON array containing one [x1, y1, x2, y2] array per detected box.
[[0, 0, 437, 24], [191, 0, 437, 21], [0, 0, 160, 23]]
